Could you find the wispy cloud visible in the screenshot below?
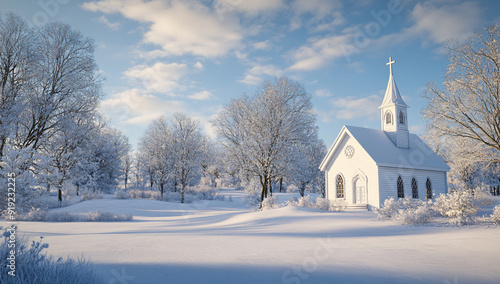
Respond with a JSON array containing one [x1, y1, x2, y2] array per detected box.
[[95, 15, 121, 29], [239, 64, 283, 85], [123, 62, 188, 94], [188, 91, 213, 100]]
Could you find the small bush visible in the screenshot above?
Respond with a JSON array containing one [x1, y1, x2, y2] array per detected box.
[[373, 197, 434, 225], [87, 211, 133, 222], [45, 211, 81, 222], [80, 190, 102, 201], [0, 227, 101, 284], [491, 205, 500, 224], [329, 199, 348, 212], [296, 196, 314, 208], [314, 197, 329, 211], [433, 190, 479, 225], [114, 189, 130, 199], [473, 186, 494, 206], [261, 196, 280, 210]]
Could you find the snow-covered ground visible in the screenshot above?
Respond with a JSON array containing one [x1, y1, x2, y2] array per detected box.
[[4, 188, 500, 284]]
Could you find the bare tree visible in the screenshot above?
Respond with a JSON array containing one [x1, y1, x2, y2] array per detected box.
[[213, 77, 316, 203], [423, 24, 500, 164]]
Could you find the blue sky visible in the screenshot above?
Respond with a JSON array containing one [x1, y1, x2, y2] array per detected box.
[[2, 0, 500, 149]]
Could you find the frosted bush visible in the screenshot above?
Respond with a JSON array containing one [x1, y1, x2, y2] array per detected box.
[[314, 197, 329, 211], [286, 184, 299, 193], [80, 190, 102, 201], [473, 186, 494, 206], [373, 197, 399, 219], [374, 197, 434, 225], [243, 193, 261, 208], [114, 189, 130, 199], [296, 196, 314, 208], [329, 199, 348, 212], [45, 211, 81, 222], [261, 196, 280, 210], [129, 189, 161, 200], [0, 227, 101, 284], [433, 190, 479, 225], [394, 202, 434, 225], [87, 211, 133, 222], [491, 205, 500, 224], [18, 208, 48, 221]]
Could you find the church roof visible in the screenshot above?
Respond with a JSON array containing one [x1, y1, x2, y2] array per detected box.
[[379, 67, 408, 108], [319, 125, 450, 172]]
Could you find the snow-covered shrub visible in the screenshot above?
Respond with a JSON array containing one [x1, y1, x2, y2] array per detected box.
[[243, 194, 261, 208], [261, 196, 280, 210], [373, 197, 399, 219], [394, 201, 434, 225], [433, 190, 479, 225], [491, 205, 500, 224], [473, 186, 494, 206], [314, 197, 329, 211], [17, 208, 48, 221], [87, 211, 133, 222], [128, 189, 161, 200], [329, 199, 348, 212], [296, 196, 314, 208], [0, 227, 101, 284], [114, 189, 130, 199], [373, 198, 434, 225], [187, 186, 223, 201], [44, 211, 81, 222], [80, 190, 102, 201], [286, 184, 299, 193]]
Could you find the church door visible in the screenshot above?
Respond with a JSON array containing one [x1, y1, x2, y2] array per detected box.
[[353, 177, 367, 204]]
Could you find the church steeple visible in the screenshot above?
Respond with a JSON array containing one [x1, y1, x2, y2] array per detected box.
[[379, 57, 409, 148]]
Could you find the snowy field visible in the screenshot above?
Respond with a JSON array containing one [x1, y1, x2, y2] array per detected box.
[[4, 188, 500, 284]]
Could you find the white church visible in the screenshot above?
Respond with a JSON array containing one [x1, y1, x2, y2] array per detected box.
[[319, 58, 450, 210]]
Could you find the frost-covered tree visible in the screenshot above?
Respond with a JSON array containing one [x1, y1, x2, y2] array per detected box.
[[139, 117, 175, 198], [287, 136, 326, 197], [423, 24, 500, 165], [213, 77, 317, 203], [171, 113, 207, 203]]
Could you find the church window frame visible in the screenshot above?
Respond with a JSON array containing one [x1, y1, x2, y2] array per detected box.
[[397, 176, 404, 198], [411, 177, 418, 198], [426, 178, 432, 199], [399, 110, 405, 125], [385, 111, 393, 125], [336, 174, 345, 199]]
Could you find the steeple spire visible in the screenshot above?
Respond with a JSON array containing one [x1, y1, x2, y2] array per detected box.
[[379, 57, 409, 148], [379, 57, 408, 108]]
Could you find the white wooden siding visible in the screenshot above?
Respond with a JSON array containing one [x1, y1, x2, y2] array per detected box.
[[378, 166, 447, 207]]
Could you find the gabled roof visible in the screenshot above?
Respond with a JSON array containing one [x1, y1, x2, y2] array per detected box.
[[319, 125, 450, 172], [379, 73, 408, 108]]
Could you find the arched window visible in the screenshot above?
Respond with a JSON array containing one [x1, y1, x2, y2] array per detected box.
[[385, 111, 392, 124], [336, 175, 344, 198], [399, 111, 405, 125], [411, 178, 418, 198], [426, 178, 432, 199], [397, 176, 404, 198]]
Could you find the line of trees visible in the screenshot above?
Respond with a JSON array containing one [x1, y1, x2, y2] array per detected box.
[[0, 13, 130, 211], [423, 24, 500, 193]]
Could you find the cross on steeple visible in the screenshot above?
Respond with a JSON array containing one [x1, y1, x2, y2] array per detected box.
[[386, 57, 395, 75]]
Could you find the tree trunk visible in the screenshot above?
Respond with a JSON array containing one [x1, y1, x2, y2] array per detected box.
[[76, 184, 79, 196], [160, 182, 164, 200], [299, 183, 305, 197], [58, 188, 62, 204], [279, 177, 283, 192], [269, 178, 273, 197], [181, 185, 185, 203]]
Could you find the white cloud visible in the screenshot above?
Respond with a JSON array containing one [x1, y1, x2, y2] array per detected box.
[[100, 89, 186, 125], [315, 89, 333, 97], [288, 34, 355, 71], [123, 62, 188, 93], [290, 0, 344, 31], [239, 64, 283, 85], [252, 40, 272, 50], [409, 1, 482, 43], [216, 0, 284, 16], [82, 0, 243, 57], [331, 94, 380, 120], [95, 15, 121, 29], [188, 91, 213, 100], [194, 61, 204, 70]]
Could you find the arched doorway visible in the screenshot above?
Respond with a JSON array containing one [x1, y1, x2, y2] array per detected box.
[[353, 174, 367, 204]]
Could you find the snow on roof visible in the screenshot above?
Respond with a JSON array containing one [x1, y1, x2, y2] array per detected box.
[[379, 73, 408, 108], [320, 125, 450, 172]]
